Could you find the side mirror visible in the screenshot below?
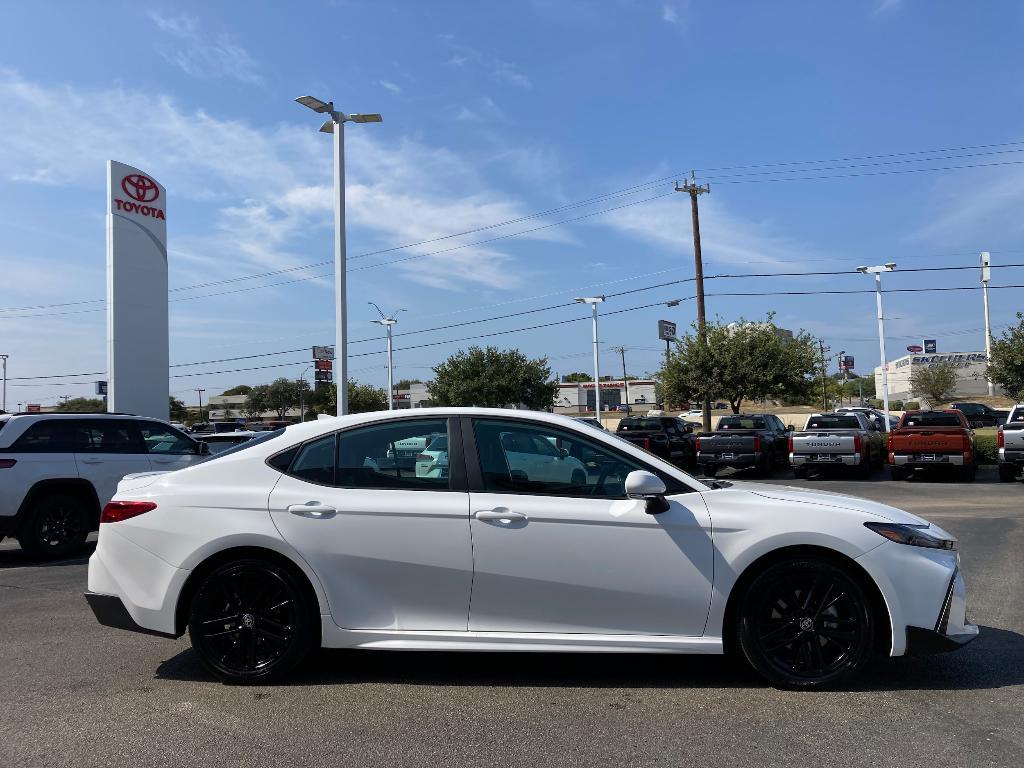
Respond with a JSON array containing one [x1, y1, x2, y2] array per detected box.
[[558, 447, 569, 458], [786, 424, 795, 432], [197, 441, 211, 455], [625, 470, 669, 515]]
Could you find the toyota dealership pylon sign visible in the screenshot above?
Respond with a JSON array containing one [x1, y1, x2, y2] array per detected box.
[[106, 160, 169, 419]]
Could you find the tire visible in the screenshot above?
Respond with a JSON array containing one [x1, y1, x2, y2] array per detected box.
[[856, 458, 872, 479], [17, 492, 90, 558], [889, 467, 904, 481], [792, 466, 807, 480], [737, 558, 875, 690], [998, 464, 1017, 483], [188, 558, 317, 684], [960, 463, 977, 483], [757, 453, 775, 478]]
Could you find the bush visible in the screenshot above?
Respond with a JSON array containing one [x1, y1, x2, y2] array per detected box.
[[902, 401, 920, 410], [974, 432, 998, 465], [868, 399, 883, 409], [890, 400, 904, 411]]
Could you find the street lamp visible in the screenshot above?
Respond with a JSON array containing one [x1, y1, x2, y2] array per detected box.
[[857, 263, 896, 429], [295, 95, 382, 417], [0, 354, 7, 413], [370, 303, 405, 411], [575, 296, 606, 417], [298, 365, 312, 422]]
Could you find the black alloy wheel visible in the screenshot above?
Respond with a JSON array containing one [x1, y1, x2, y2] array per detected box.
[[188, 559, 315, 684], [19, 493, 89, 558], [738, 559, 875, 689]]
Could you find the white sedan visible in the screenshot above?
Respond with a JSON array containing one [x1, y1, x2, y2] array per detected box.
[[85, 408, 976, 688]]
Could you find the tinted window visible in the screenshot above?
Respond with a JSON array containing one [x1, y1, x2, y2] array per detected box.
[[206, 428, 284, 462], [10, 420, 76, 452], [473, 419, 646, 498], [617, 418, 662, 432], [806, 416, 862, 429], [902, 413, 963, 428], [718, 417, 766, 430], [290, 435, 337, 485], [335, 419, 450, 490], [75, 420, 144, 453], [138, 422, 197, 455]]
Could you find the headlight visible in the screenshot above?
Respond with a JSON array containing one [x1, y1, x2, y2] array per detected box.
[[864, 522, 957, 551]]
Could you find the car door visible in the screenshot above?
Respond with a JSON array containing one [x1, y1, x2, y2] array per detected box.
[[465, 417, 714, 636], [268, 417, 473, 631], [72, 419, 153, 506], [136, 420, 205, 471]]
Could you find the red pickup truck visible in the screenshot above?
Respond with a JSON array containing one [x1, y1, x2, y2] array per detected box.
[[888, 410, 977, 481]]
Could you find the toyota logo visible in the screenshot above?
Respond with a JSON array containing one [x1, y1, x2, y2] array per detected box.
[[121, 173, 160, 203]]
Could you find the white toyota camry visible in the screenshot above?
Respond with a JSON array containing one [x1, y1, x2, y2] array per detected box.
[[85, 408, 977, 688]]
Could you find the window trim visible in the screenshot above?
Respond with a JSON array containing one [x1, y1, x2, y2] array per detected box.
[[462, 416, 694, 499]]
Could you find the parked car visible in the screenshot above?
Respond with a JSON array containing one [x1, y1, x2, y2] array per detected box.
[[887, 410, 977, 481], [950, 402, 1009, 428], [572, 417, 606, 430], [415, 434, 449, 479], [789, 412, 884, 479], [695, 414, 791, 477], [85, 407, 975, 689], [836, 406, 898, 432], [997, 404, 1024, 482], [615, 416, 695, 466], [197, 431, 264, 455], [0, 413, 208, 556]]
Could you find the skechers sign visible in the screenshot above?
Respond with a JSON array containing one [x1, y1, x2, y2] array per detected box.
[[113, 173, 166, 220]]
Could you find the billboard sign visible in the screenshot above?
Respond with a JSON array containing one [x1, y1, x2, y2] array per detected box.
[[312, 345, 335, 361], [315, 370, 333, 382], [657, 320, 677, 341], [107, 161, 168, 420], [315, 359, 333, 371], [95, 381, 107, 396], [906, 345, 923, 353], [839, 355, 854, 371], [26, 404, 41, 413], [923, 339, 937, 354]]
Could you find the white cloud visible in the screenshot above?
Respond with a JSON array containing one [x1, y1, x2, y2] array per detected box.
[[150, 12, 263, 85], [493, 60, 532, 89], [662, 4, 678, 23], [379, 79, 403, 94], [872, 0, 902, 14]]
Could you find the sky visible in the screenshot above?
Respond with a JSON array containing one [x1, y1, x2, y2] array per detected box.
[[2, 0, 1024, 409]]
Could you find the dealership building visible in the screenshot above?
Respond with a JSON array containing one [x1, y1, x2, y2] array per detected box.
[[874, 351, 1001, 402], [553, 380, 658, 414]]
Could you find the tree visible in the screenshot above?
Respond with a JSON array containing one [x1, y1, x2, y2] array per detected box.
[[394, 379, 422, 390], [221, 385, 253, 396], [257, 377, 310, 420], [309, 381, 387, 414], [561, 372, 593, 383], [989, 311, 1024, 400], [428, 346, 557, 410], [169, 396, 188, 421], [910, 362, 958, 406], [54, 397, 106, 413], [243, 385, 269, 420], [658, 315, 820, 413]]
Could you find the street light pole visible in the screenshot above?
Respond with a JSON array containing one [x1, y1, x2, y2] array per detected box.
[[195, 388, 205, 424], [298, 365, 312, 422], [981, 251, 994, 396], [858, 263, 896, 429], [576, 297, 606, 419], [370, 303, 405, 411], [295, 96, 382, 417], [0, 354, 7, 413]]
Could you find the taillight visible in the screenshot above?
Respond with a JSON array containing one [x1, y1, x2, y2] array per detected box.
[[854, 434, 862, 453], [962, 434, 971, 453], [0, 458, 16, 469], [887, 432, 895, 451], [753, 436, 761, 452], [787, 435, 793, 453], [100, 500, 157, 523], [695, 437, 702, 451], [643, 437, 652, 451], [998, 429, 1005, 448]]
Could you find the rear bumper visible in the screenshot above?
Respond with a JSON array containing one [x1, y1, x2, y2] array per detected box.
[[83, 591, 176, 638], [999, 448, 1024, 465], [892, 454, 965, 467], [791, 453, 861, 467], [697, 452, 759, 467]]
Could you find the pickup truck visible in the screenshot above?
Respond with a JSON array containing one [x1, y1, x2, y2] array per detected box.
[[998, 404, 1024, 482], [950, 402, 1009, 428], [888, 410, 977, 481], [695, 413, 791, 478], [788, 412, 884, 478], [615, 416, 696, 466]]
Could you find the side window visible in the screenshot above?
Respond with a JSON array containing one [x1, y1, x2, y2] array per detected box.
[[76, 420, 145, 453], [138, 422, 198, 455], [473, 419, 647, 498], [10, 420, 75, 452], [336, 419, 450, 490], [290, 435, 337, 485]]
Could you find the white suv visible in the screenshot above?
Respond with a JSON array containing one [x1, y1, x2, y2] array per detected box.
[[0, 413, 208, 557]]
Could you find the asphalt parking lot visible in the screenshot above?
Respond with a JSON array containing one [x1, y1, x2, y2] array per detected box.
[[3, 468, 1023, 767]]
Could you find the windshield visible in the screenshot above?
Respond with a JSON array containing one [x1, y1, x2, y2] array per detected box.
[[718, 417, 766, 430], [617, 418, 662, 431], [805, 416, 861, 429], [902, 413, 962, 428]]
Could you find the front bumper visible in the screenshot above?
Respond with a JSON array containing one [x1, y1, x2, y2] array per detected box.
[[905, 566, 978, 654]]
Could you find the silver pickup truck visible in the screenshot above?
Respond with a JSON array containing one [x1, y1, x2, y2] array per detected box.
[[788, 412, 885, 478], [998, 405, 1024, 483]]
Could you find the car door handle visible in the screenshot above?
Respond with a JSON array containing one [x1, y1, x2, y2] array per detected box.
[[287, 502, 337, 519], [475, 508, 527, 524]]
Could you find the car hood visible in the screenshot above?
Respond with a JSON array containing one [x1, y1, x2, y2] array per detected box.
[[711, 480, 929, 526]]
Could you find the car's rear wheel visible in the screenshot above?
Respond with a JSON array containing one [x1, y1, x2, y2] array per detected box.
[[889, 467, 904, 481], [998, 464, 1018, 483], [188, 558, 316, 684], [959, 463, 978, 482], [737, 558, 875, 689], [18, 492, 90, 558]]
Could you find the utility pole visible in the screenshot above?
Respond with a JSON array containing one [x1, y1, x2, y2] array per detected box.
[[676, 172, 711, 433], [819, 338, 828, 411], [196, 388, 205, 424], [612, 346, 629, 411], [981, 251, 994, 396]]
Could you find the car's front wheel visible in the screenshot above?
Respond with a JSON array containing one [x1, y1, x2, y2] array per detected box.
[[737, 558, 875, 689], [188, 558, 317, 684]]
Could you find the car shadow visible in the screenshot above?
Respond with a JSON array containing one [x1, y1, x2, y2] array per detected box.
[[0, 540, 95, 570], [155, 624, 1024, 692]]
